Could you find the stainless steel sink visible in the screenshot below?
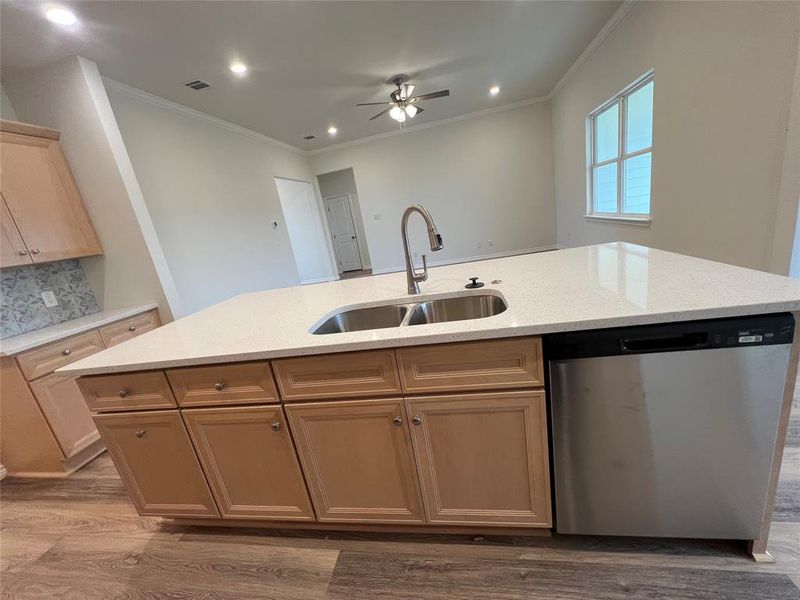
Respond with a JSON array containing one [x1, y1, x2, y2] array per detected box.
[[407, 294, 507, 326], [312, 304, 409, 334], [311, 293, 507, 334]]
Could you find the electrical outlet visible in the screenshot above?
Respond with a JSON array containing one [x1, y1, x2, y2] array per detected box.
[[41, 291, 58, 308], [476, 242, 483, 249]]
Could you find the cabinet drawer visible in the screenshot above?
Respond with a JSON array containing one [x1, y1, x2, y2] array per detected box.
[[273, 350, 401, 401], [98, 310, 161, 348], [17, 330, 104, 381], [78, 371, 176, 412], [397, 337, 544, 393], [167, 362, 279, 407]]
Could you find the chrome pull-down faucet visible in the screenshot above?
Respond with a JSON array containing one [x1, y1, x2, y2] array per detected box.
[[401, 204, 443, 294]]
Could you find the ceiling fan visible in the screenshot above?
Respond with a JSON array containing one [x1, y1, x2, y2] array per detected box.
[[356, 76, 450, 124]]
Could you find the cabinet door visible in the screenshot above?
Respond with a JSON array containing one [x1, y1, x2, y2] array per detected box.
[[29, 372, 99, 458], [183, 406, 314, 520], [0, 132, 102, 263], [405, 391, 551, 527], [285, 398, 424, 523], [0, 194, 31, 267], [94, 410, 218, 518]]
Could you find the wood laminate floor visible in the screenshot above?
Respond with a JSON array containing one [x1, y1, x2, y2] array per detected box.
[[2, 393, 799, 598]]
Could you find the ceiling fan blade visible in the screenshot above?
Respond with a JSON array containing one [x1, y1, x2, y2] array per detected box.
[[412, 89, 450, 102], [356, 102, 390, 106], [369, 107, 392, 121], [415, 106, 424, 114], [400, 83, 415, 100]]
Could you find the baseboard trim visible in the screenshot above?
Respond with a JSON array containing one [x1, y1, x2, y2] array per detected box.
[[371, 245, 559, 275]]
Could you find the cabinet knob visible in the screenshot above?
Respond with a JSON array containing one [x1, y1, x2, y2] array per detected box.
[[30, 248, 40, 255], [214, 382, 225, 391], [135, 429, 146, 439], [393, 416, 403, 427], [271, 421, 281, 432], [62, 348, 71, 356], [18, 250, 27, 256], [118, 389, 130, 398], [128, 325, 137, 332], [412, 415, 422, 426]]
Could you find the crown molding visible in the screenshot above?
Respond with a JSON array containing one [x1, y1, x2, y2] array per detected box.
[[547, 0, 639, 100], [307, 95, 549, 156], [102, 77, 305, 154]]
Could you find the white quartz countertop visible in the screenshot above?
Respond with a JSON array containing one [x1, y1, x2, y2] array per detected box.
[[59, 244, 800, 376], [1, 304, 158, 356]]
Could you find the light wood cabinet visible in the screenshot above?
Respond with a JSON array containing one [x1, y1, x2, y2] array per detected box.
[[98, 310, 161, 348], [0, 122, 102, 265], [405, 391, 551, 527], [273, 350, 401, 401], [0, 194, 31, 267], [183, 405, 314, 520], [397, 337, 544, 393], [94, 410, 219, 518], [29, 372, 99, 459], [285, 398, 425, 523], [16, 330, 105, 381]]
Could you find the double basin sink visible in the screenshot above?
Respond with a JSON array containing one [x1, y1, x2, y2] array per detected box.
[[312, 293, 508, 335]]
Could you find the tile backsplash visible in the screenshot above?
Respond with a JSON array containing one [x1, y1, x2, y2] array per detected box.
[[1, 259, 99, 339]]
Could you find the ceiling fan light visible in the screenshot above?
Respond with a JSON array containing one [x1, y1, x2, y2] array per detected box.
[[404, 104, 418, 119], [389, 105, 406, 122]]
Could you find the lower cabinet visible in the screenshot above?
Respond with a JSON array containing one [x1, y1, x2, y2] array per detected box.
[[29, 372, 99, 458], [285, 398, 425, 523], [405, 390, 552, 527], [93, 410, 219, 518], [183, 405, 315, 520]]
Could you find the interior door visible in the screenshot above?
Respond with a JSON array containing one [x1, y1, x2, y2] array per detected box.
[[0, 132, 102, 263], [325, 195, 362, 272]]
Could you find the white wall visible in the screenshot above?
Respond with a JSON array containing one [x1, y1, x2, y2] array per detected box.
[[3, 58, 179, 320], [0, 84, 17, 120], [106, 82, 316, 314], [275, 177, 337, 284], [317, 169, 372, 270], [309, 102, 556, 273], [552, 1, 800, 272]]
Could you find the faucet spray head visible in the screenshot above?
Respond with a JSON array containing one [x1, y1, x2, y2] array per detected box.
[[428, 229, 444, 251]]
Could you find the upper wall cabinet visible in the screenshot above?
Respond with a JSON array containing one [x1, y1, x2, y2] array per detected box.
[[0, 120, 102, 267]]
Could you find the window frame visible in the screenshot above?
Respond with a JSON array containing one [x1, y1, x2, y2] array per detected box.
[[586, 71, 654, 224]]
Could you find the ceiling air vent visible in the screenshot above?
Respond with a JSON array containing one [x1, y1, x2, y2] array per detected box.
[[185, 79, 211, 91], [303, 135, 316, 140]]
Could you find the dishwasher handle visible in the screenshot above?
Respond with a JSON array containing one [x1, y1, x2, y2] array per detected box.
[[621, 332, 709, 353]]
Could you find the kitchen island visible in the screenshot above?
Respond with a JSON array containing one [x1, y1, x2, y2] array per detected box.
[[61, 243, 800, 561]]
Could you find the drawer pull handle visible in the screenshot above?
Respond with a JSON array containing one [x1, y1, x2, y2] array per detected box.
[[62, 348, 71, 356], [393, 416, 403, 427], [214, 382, 225, 391], [31, 248, 40, 255], [412, 415, 422, 426], [18, 250, 27, 256], [271, 421, 281, 432], [135, 429, 146, 439], [118, 389, 130, 398], [128, 325, 137, 332]]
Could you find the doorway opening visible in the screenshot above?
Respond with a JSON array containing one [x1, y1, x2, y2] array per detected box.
[[317, 168, 372, 276], [274, 177, 337, 284]]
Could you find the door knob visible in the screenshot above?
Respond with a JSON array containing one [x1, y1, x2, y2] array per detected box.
[[412, 416, 422, 426], [30, 248, 40, 255], [128, 325, 137, 332], [393, 416, 403, 427], [17, 250, 27, 256], [214, 382, 225, 391], [62, 348, 71, 356], [135, 429, 146, 439], [118, 389, 130, 398], [271, 422, 281, 432]]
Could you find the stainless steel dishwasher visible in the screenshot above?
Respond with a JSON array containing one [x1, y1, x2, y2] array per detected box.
[[547, 313, 794, 539]]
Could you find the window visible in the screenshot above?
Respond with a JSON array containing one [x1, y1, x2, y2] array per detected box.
[[587, 73, 654, 221]]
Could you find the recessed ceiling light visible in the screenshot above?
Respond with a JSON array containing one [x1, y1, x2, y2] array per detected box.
[[327, 126, 337, 136], [45, 6, 78, 26], [229, 62, 248, 75], [489, 85, 501, 96]]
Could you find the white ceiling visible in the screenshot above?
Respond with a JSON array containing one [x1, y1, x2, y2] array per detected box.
[[1, 1, 620, 150]]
